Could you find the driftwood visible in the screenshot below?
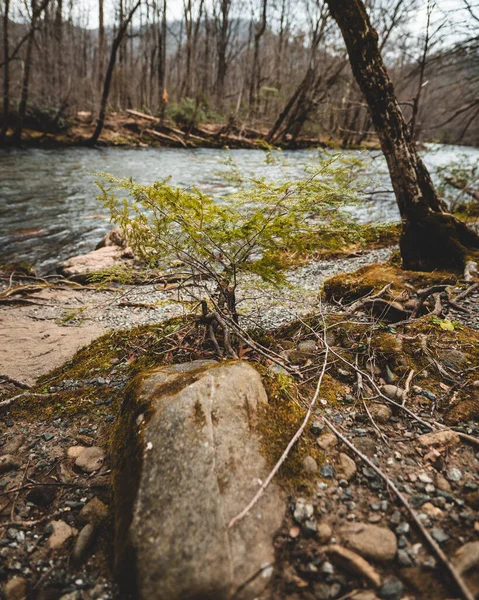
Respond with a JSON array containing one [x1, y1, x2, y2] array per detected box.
[[146, 128, 188, 148]]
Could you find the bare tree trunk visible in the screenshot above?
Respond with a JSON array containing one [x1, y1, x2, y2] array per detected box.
[[249, 0, 267, 113], [13, 0, 53, 142], [98, 0, 105, 86], [89, 0, 142, 144], [0, 0, 10, 142], [326, 0, 479, 270]]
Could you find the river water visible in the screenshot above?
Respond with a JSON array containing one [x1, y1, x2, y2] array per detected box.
[[0, 144, 477, 273]]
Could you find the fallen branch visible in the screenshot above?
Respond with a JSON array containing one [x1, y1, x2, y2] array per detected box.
[[322, 417, 475, 600], [0, 392, 52, 410]]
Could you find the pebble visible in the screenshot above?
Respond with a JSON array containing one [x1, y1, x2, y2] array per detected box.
[[47, 520, 76, 550], [78, 497, 108, 525], [397, 549, 413, 567], [340, 522, 397, 562], [431, 527, 449, 544], [293, 498, 314, 524], [310, 421, 324, 436], [337, 452, 357, 481], [446, 467, 462, 482], [370, 404, 392, 423], [421, 502, 443, 519], [75, 446, 105, 473], [317, 432, 338, 450], [316, 523, 332, 544], [302, 455, 318, 474], [72, 523, 96, 564], [321, 465, 335, 478], [395, 523, 410, 535], [378, 577, 404, 600], [418, 472, 433, 484]]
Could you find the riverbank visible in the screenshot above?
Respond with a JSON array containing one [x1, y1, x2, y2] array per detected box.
[[0, 110, 379, 150], [1, 241, 479, 600]]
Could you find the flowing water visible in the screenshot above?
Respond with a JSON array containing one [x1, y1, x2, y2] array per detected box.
[[0, 144, 477, 273]]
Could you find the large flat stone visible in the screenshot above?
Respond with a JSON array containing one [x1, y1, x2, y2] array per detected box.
[[113, 360, 284, 600]]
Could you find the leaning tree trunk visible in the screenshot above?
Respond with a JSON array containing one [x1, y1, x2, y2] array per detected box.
[[89, 0, 141, 145], [326, 0, 479, 271]]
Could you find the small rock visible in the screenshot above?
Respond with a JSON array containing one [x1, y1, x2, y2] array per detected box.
[[435, 473, 451, 492], [302, 519, 317, 537], [397, 549, 412, 567], [353, 593, 380, 600], [75, 446, 105, 473], [395, 523, 410, 535], [72, 523, 96, 564], [431, 527, 449, 544], [317, 432, 338, 450], [47, 520, 76, 550], [67, 446, 87, 459], [293, 498, 314, 524], [310, 421, 324, 436], [378, 577, 404, 600], [337, 453, 357, 481], [327, 544, 381, 588], [297, 340, 316, 353], [417, 430, 460, 448], [421, 502, 443, 519], [340, 522, 397, 563], [418, 472, 433, 484], [370, 404, 392, 423], [43, 433, 54, 441], [316, 523, 332, 544], [78, 497, 108, 525], [4, 576, 28, 600], [379, 385, 404, 403], [302, 456, 318, 474], [446, 467, 462, 482], [0, 454, 21, 474], [321, 465, 335, 478]]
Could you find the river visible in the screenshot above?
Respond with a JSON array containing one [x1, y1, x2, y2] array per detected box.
[[0, 144, 477, 273]]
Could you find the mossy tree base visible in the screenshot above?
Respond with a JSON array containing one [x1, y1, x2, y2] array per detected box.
[[400, 212, 479, 271]]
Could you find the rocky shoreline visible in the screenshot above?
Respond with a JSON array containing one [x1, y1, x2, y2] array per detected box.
[[1, 236, 478, 600]]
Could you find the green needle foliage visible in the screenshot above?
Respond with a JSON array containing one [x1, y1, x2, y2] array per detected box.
[[96, 155, 362, 317]]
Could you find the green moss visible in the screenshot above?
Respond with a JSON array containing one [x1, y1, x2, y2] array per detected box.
[[256, 368, 325, 493], [323, 263, 458, 303]]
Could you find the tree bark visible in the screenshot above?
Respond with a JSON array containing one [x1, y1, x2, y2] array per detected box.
[[13, 0, 52, 143], [89, 0, 142, 145], [326, 0, 479, 271], [0, 0, 10, 142]]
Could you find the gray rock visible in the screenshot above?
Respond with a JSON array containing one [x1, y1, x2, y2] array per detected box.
[[431, 527, 449, 544], [112, 361, 284, 600], [75, 447, 105, 473], [378, 577, 404, 600], [72, 523, 96, 564], [340, 522, 397, 563], [446, 467, 462, 482], [293, 498, 314, 524], [397, 549, 412, 567]]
